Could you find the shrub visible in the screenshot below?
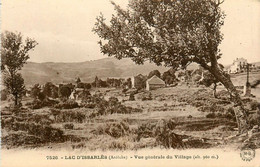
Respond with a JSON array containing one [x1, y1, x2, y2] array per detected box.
[[206, 113, 216, 118], [2, 131, 43, 147], [94, 121, 130, 138], [27, 114, 53, 125], [3, 121, 64, 144], [129, 93, 135, 101], [63, 123, 74, 130], [154, 119, 184, 149], [55, 110, 86, 123], [1, 89, 9, 101], [250, 101, 260, 111], [105, 121, 130, 138], [136, 119, 176, 141], [27, 98, 59, 109], [54, 100, 79, 109], [248, 112, 260, 127], [122, 89, 128, 93]]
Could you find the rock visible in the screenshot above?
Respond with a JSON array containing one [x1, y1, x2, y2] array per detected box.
[[233, 128, 239, 131], [252, 125, 259, 129], [243, 139, 250, 143], [187, 115, 192, 119], [182, 139, 189, 142], [248, 131, 253, 138], [240, 133, 247, 137], [251, 129, 258, 133]]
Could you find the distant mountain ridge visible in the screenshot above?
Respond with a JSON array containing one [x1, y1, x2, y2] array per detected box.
[[21, 57, 259, 86], [21, 58, 170, 85]]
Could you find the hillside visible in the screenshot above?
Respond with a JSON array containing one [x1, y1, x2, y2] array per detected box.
[[22, 57, 259, 86], [21, 58, 170, 85]]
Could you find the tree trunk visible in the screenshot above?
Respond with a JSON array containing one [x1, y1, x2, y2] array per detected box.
[[213, 83, 217, 98], [209, 65, 249, 133], [14, 94, 18, 106]]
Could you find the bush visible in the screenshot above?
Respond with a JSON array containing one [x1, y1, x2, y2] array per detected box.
[[95, 121, 130, 138], [27, 98, 59, 109], [250, 101, 260, 111], [136, 119, 176, 141], [105, 121, 130, 138], [129, 93, 135, 101], [63, 123, 74, 129], [3, 121, 64, 144], [122, 89, 128, 93], [2, 131, 43, 147], [54, 100, 79, 109], [54, 110, 86, 123], [206, 113, 216, 118], [248, 112, 260, 127], [154, 119, 184, 149], [1, 89, 9, 101], [27, 114, 53, 125]]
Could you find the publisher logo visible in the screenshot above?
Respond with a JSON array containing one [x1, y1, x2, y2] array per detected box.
[[240, 148, 255, 162]]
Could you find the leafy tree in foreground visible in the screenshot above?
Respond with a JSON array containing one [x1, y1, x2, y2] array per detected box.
[[93, 0, 249, 133], [1, 31, 38, 106]]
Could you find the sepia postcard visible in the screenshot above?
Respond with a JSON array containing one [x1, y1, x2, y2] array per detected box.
[[1, 0, 260, 166]]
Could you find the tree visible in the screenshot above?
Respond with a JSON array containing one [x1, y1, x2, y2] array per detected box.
[[93, 0, 249, 133], [148, 70, 161, 79], [43, 82, 54, 97], [58, 85, 72, 100], [200, 71, 219, 98], [51, 86, 59, 99], [76, 77, 81, 84], [162, 68, 176, 85], [198, 64, 225, 98], [3, 73, 26, 105], [1, 31, 38, 106], [85, 83, 92, 89], [31, 84, 41, 99]]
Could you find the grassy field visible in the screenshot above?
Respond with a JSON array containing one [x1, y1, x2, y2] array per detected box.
[[1, 81, 260, 151]]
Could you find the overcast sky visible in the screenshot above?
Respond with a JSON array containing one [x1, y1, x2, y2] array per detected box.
[[1, 0, 260, 65]]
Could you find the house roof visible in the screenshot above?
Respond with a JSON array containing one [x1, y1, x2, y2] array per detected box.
[[146, 75, 165, 85]]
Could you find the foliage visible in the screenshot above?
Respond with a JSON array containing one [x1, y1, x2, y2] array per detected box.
[[1, 88, 9, 101], [3, 73, 26, 105], [250, 101, 259, 111], [26, 98, 59, 109], [53, 109, 86, 123], [58, 85, 72, 99], [93, 0, 253, 133], [94, 0, 225, 68], [1, 31, 38, 106], [42, 82, 58, 98], [63, 123, 74, 130], [162, 68, 177, 85], [31, 84, 41, 99], [54, 100, 79, 109], [248, 112, 260, 127], [148, 70, 161, 79], [94, 121, 130, 138], [129, 92, 135, 101]]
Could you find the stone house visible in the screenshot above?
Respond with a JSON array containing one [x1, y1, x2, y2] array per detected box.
[[228, 58, 248, 74], [146, 75, 165, 91]]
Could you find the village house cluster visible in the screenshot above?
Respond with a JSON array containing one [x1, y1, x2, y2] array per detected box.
[[226, 58, 258, 74]]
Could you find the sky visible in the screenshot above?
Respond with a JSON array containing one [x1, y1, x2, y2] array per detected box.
[[1, 0, 260, 65]]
